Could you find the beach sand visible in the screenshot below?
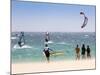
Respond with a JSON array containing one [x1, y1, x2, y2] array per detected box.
[[12, 59, 95, 74]]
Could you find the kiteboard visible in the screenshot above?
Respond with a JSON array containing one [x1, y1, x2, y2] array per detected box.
[[50, 51, 64, 56]]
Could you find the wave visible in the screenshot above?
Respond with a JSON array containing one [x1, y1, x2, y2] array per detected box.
[[84, 35, 89, 37], [11, 37, 17, 40], [48, 41, 54, 44], [13, 44, 32, 49], [57, 42, 66, 44], [84, 35, 89, 38]]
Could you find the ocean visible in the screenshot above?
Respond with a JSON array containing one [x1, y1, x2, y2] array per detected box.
[[11, 32, 96, 63]]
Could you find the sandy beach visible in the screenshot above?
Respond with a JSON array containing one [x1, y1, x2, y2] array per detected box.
[[12, 59, 95, 74]]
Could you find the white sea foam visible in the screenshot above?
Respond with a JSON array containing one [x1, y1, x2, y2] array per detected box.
[[84, 35, 89, 38], [57, 42, 66, 44], [13, 44, 32, 49], [84, 35, 89, 37], [48, 41, 54, 44], [11, 37, 17, 40]]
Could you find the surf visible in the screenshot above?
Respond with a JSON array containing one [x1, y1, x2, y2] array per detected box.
[[11, 37, 17, 40], [48, 41, 54, 44], [13, 44, 32, 49], [57, 42, 66, 45]]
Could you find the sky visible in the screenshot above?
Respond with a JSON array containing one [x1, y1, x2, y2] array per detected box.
[[12, 0, 96, 32]]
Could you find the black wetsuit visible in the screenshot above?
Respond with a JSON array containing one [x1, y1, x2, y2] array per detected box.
[[43, 49, 50, 57], [87, 47, 90, 57], [81, 47, 86, 55]]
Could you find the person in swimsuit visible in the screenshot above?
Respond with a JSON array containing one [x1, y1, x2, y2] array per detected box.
[[75, 44, 80, 60]]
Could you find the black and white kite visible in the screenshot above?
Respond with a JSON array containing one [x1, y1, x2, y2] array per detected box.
[[80, 12, 88, 28]]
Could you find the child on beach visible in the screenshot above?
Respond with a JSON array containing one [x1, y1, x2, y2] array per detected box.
[[75, 45, 80, 60]]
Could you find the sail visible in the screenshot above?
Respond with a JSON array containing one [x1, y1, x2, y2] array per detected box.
[[18, 32, 25, 47]]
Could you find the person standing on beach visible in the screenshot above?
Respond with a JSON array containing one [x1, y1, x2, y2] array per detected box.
[[43, 44, 53, 63], [81, 44, 86, 59], [43, 44, 50, 62], [86, 45, 91, 58], [75, 45, 80, 60]]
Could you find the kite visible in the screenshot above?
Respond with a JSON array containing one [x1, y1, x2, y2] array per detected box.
[[80, 12, 88, 28]]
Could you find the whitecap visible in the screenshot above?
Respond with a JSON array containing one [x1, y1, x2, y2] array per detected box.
[[11, 37, 17, 40], [84, 35, 89, 37], [13, 44, 32, 49], [48, 41, 54, 44], [57, 42, 66, 44]]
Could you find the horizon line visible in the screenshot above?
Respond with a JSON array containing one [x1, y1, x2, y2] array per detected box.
[[11, 31, 95, 33]]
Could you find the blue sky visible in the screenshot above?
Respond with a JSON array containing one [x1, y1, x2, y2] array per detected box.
[[12, 0, 96, 32]]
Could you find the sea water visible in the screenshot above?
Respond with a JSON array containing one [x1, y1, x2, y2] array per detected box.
[[11, 32, 96, 63]]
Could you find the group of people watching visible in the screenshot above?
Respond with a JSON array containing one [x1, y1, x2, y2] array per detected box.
[[75, 44, 91, 60]]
